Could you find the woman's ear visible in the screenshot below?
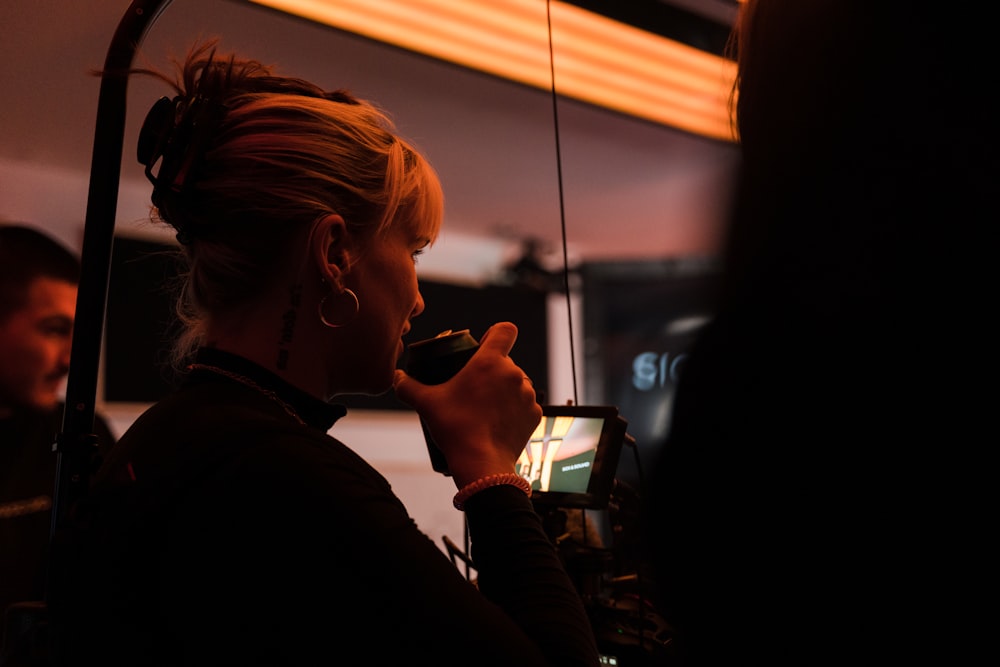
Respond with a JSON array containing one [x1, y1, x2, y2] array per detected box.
[[310, 214, 350, 287]]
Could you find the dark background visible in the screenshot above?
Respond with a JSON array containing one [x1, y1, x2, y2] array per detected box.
[[103, 235, 550, 411], [581, 258, 720, 489], [104, 237, 720, 492]]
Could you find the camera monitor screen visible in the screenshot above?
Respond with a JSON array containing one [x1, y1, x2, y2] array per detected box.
[[517, 405, 627, 510]]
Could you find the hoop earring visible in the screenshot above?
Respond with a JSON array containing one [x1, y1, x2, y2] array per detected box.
[[318, 288, 360, 328]]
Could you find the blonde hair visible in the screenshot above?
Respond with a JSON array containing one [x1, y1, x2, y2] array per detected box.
[[133, 42, 444, 364]]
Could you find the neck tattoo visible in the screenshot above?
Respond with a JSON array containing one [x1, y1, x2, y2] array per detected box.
[[188, 363, 306, 426]]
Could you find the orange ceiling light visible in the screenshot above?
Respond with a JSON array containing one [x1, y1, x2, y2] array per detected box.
[[246, 0, 738, 142]]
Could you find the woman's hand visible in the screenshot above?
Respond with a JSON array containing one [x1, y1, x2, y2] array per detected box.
[[393, 322, 542, 488]]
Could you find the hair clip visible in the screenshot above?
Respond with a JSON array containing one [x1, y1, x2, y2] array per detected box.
[[137, 96, 177, 188], [136, 94, 227, 211]]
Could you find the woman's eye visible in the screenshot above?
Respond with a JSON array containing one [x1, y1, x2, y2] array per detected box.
[[412, 248, 424, 263]]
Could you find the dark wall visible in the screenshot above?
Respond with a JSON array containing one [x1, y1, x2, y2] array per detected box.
[[581, 258, 720, 487], [103, 236, 186, 403], [103, 235, 550, 410]]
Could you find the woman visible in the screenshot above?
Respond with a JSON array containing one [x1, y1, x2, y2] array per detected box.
[[50, 43, 599, 666]]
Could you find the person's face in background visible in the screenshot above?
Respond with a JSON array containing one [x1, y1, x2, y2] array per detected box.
[[0, 276, 77, 413]]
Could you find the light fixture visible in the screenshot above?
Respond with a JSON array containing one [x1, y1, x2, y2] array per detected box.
[[245, 0, 738, 141]]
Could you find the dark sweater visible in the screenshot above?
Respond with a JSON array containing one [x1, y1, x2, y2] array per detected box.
[[49, 349, 598, 666], [1, 403, 115, 618]]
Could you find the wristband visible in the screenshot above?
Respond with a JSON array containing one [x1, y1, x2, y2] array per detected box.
[[453, 473, 531, 511]]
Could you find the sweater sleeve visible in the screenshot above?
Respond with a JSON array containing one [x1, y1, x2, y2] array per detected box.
[[465, 485, 601, 667]]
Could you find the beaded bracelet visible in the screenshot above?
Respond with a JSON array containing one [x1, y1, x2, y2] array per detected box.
[[453, 473, 532, 511]]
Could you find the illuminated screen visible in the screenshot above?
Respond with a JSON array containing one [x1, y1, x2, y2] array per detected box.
[[518, 415, 604, 494], [517, 405, 627, 509]]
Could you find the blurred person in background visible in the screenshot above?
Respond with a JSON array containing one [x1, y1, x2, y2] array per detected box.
[[0, 224, 116, 622], [644, 1, 994, 664]]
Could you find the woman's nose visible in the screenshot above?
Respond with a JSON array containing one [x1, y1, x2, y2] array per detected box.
[[412, 291, 425, 318]]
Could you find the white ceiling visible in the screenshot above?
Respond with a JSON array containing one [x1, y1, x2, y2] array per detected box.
[[0, 0, 740, 281]]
